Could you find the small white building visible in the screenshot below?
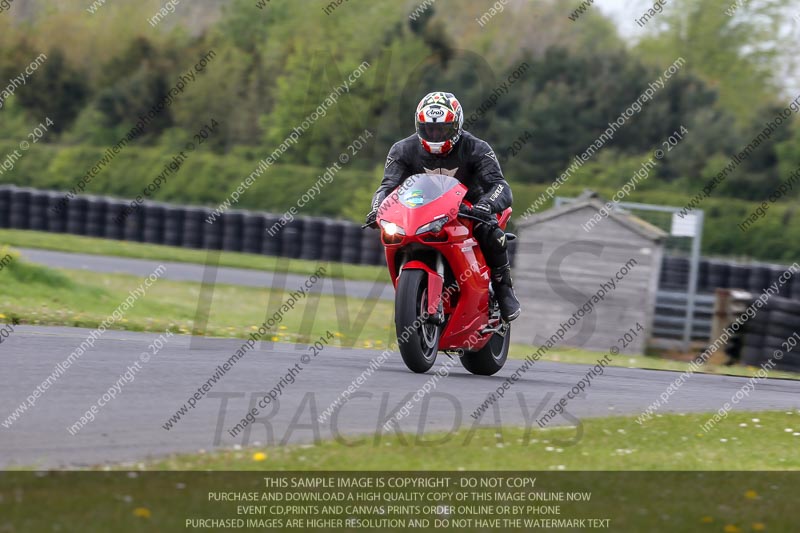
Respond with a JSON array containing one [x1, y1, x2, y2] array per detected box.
[[513, 192, 666, 355]]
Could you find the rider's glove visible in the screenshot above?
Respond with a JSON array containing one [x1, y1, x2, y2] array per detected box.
[[472, 201, 494, 222], [365, 209, 378, 226]]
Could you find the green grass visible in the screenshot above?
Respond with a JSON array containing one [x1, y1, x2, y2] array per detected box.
[[508, 344, 800, 380], [36, 412, 782, 532], [0, 229, 388, 282], [145, 410, 800, 471], [0, 247, 394, 346], [4, 413, 799, 532]]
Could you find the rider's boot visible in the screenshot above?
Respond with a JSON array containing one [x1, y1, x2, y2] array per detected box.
[[491, 263, 521, 322]]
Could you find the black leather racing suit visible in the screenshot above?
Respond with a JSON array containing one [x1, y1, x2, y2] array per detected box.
[[370, 131, 512, 270]]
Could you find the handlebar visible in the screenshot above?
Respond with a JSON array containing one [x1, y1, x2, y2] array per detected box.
[[458, 212, 498, 226], [457, 212, 485, 223]]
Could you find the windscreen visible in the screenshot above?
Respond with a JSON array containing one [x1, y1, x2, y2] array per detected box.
[[397, 174, 460, 208]]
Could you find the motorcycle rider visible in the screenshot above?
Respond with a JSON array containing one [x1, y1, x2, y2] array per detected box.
[[366, 91, 521, 322]]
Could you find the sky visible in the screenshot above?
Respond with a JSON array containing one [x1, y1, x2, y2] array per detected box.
[[595, 0, 651, 38], [596, 0, 800, 95]]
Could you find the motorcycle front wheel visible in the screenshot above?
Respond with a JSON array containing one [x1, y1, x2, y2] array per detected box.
[[460, 324, 510, 376], [396, 269, 441, 373]]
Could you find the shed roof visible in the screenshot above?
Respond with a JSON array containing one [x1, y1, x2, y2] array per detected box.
[[517, 190, 667, 242]]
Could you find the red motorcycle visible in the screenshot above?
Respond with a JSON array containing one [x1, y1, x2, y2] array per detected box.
[[367, 173, 514, 375]]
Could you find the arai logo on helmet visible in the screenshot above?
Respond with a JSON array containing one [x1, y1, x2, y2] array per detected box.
[[425, 107, 445, 119]]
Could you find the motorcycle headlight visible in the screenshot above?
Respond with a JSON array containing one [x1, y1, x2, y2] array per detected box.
[[380, 220, 405, 236], [415, 216, 449, 235]]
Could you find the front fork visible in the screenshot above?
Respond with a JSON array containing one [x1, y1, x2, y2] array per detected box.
[[399, 255, 445, 325], [430, 254, 446, 325]]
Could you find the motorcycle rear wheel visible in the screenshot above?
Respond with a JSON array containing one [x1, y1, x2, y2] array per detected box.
[[396, 269, 440, 373], [460, 324, 510, 376]]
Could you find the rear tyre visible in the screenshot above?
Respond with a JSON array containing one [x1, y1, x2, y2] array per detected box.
[[460, 325, 510, 376], [396, 269, 440, 373]]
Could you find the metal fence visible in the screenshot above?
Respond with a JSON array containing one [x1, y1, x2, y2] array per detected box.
[[656, 255, 799, 343]]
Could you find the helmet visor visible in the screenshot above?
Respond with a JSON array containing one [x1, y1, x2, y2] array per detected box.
[[417, 121, 458, 143]]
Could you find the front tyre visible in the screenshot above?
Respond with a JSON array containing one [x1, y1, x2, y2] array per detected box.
[[396, 269, 440, 373], [460, 325, 510, 376]]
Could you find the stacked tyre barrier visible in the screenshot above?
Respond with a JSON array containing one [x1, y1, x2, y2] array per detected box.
[[656, 256, 800, 348], [0, 185, 386, 265], [1, 186, 795, 284], [740, 297, 800, 372], [659, 255, 799, 297]]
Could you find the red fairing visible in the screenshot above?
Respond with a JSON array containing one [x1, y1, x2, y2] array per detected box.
[[402, 260, 443, 315], [377, 173, 511, 352]]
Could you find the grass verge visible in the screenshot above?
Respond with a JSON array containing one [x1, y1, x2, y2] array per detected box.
[[507, 344, 800, 379], [0, 229, 388, 282], [143, 410, 800, 471], [4, 413, 798, 532], [0, 246, 394, 345]]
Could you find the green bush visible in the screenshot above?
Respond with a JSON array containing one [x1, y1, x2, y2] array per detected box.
[[1, 140, 798, 262]]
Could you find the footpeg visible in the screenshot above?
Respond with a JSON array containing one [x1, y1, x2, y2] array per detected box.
[[480, 323, 509, 336]]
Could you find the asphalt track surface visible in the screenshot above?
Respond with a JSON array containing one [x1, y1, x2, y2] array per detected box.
[[2, 325, 799, 468], [17, 248, 395, 300]]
